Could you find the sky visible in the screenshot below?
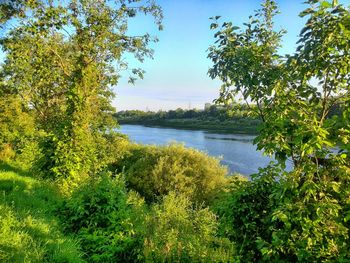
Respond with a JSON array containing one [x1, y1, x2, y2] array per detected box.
[[115, 0, 307, 111], [0, 1, 344, 111]]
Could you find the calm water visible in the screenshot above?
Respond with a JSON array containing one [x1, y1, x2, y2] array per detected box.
[[119, 124, 280, 176]]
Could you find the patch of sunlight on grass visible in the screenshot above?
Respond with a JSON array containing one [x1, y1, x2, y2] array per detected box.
[[0, 162, 84, 263]]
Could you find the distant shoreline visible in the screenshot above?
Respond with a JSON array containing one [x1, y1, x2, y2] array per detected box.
[[118, 119, 260, 135]]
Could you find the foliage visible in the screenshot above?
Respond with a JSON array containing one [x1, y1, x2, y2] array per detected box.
[[0, 93, 37, 166], [0, 0, 27, 25], [0, 0, 162, 179], [57, 172, 236, 262], [258, 1, 350, 260], [115, 104, 261, 133], [208, 0, 285, 121], [213, 167, 279, 262], [0, 162, 83, 262], [209, 0, 350, 261], [143, 192, 235, 262], [260, 163, 350, 262], [113, 143, 228, 204], [116, 102, 256, 121], [58, 173, 145, 262], [3, 0, 350, 261]]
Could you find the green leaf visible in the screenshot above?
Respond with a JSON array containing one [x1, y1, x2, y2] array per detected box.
[[321, 1, 332, 8]]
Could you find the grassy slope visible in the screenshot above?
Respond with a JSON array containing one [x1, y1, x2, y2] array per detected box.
[[0, 162, 84, 263]]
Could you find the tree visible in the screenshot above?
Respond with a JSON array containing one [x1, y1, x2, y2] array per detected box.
[[209, 0, 350, 261], [208, 0, 285, 122], [0, 0, 27, 25], [0, 0, 162, 179]]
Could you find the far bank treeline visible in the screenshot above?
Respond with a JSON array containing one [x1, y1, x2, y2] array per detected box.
[[1, 0, 350, 262], [115, 101, 342, 134], [116, 103, 261, 133]]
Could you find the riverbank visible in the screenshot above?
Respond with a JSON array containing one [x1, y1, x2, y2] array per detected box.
[[118, 118, 261, 134]]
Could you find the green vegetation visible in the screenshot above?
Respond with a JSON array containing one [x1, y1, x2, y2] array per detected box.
[[208, 0, 350, 261], [0, 162, 83, 262], [0, 0, 162, 179], [143, 192, 235, 262], [112, 143, 229, 204], [0, 154, 234, 262], [0, 0, 350, 262], [115, 104, 261, 134], [57, 173, 145, 262]]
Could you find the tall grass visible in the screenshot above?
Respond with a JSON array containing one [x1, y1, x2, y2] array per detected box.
[[0, 162, 84, 262]]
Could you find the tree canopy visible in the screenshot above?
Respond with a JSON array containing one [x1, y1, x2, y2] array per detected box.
[[209, 0, 350, 260], [0, 0, 162, 178]]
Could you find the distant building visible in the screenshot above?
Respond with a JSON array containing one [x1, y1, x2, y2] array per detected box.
[[204, 103, 226, 110]]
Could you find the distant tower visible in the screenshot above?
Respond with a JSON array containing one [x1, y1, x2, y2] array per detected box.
[[146, 106, 149, 112], [204, 103, 211, 110], [188, 101, 191, 110]]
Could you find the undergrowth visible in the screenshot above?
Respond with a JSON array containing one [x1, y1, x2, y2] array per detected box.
[[0, 161, 84, 262]]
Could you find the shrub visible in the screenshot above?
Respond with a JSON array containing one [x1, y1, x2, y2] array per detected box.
[[58, 173, 145, 262], [143, 192, 235, 262], [0, 144, 15, 161], [33, 132, 129, 182], [259, 162, 350, 262], [213, 166, 280, 262], [112, 143, 228, 204]]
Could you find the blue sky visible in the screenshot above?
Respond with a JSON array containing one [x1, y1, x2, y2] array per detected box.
[[1, 1, 343, 111], [115, 0, 308, 111]]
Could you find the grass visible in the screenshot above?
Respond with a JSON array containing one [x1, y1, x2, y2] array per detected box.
[[0, 161, 84, 263]]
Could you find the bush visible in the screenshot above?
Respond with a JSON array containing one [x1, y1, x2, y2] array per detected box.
[[213, 166, 280, 262], [143, 192, 235, 262], [58, 173, 145, 262], [33, 131, 129, 181], [259, 162, 350, 262], [112, 143, 228, 204], [0, 144, 15, 161]]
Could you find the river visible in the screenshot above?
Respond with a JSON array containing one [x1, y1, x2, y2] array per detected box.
[[119, 124, 281, 176]]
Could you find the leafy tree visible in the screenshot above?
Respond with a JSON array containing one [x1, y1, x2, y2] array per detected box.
[[0, 0, 162, 178], [260, 1, 350, 260], [208, 0, 285, 122], [0, 94, 37, 164], [0, 0, 27, 25], [0, 68, 37, 164], [209, 0, 350, 261]]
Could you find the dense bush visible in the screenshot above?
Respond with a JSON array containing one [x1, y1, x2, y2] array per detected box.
[[58, 173, 145, 262], [32, 132, 130, 195], [58, 172, 236, 262], [213, 167, 280, 262], [217, 164, 350, 262], [112, 143, 228, 204], [143, 192, 235, 262], [260, 162, 350, 262]]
